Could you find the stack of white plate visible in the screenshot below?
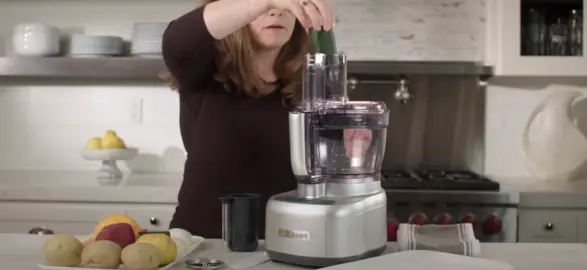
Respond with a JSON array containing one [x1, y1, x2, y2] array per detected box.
[[70, 35, 124, 58], [131, 22, 167, 58]]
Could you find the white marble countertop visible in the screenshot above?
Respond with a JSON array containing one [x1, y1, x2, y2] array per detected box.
[[2, 234, 587, 270], [4, 170, 587, 209], [0, 171, 182, 204]]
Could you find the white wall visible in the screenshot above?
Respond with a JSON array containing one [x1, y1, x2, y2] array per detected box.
[[4, 0, 572, 178], [0, 0, 488, 173]]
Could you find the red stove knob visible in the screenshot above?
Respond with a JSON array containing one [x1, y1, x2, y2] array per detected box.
[[409, 213, 429, 225], [433, 213, 453, 225], [482, 214, 502, 235], [387, 221, 399, 241], [460, 214, 477, 229]]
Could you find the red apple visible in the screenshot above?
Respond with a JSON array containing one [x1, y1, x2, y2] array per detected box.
[[95, 223, 136, 248]]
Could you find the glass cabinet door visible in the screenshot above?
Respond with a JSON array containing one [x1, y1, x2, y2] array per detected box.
[[521, 0, 583, 57]]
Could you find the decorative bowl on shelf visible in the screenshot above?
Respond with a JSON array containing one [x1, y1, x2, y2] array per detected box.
[[12, 23, 61, 57], [70, 34, 125, 58], [82, 148, 138, 179]]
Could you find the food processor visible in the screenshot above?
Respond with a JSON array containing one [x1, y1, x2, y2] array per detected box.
[[265, 52, 390, 267]]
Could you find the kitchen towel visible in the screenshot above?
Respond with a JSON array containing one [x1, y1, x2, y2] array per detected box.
[[397, 223, 481, 257]]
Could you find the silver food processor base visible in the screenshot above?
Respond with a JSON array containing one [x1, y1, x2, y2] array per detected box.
[[267, 245, 387, 268], [264, 189, 388, 268]]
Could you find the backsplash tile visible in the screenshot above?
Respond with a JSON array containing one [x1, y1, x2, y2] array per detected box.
[[333, 0, 485, 60]]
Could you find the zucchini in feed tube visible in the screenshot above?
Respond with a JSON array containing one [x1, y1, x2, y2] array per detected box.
[[309, 30, 337, 54]]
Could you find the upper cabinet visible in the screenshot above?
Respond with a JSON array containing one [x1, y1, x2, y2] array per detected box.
[[486, 0, 586, 76]]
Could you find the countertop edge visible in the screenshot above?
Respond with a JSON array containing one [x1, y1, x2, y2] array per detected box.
[[4, 235, 587, 270], [3, 172, 587, 208], [0, 171, 182, 204]]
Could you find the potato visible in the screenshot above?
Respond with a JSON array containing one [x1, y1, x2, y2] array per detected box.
[[81, 240, 122, 269], [42, 234, 84, 267], [121, 243, 161, 270]]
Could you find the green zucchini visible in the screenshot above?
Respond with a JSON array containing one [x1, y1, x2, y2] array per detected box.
[[138, 230, 171, 237], [309, 29, 337, 55]]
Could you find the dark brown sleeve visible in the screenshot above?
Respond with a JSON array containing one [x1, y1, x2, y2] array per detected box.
[[162, 5, 216, 91]]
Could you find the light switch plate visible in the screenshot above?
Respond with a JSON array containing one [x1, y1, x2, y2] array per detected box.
[[130, 98, 143, 124]]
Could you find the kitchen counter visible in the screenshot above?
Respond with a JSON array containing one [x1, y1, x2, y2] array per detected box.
[[2, 234, 587, 270], [4, 170, 587, 208], [496, 176, 587, 208], [0, 171, 182, 204]]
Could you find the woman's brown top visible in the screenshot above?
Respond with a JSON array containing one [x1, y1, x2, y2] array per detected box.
[[162, 6, 296, 238]]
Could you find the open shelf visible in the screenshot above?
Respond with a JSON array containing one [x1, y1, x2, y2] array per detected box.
[[0, 57, 167, 81], [0, 57, 492, 81]]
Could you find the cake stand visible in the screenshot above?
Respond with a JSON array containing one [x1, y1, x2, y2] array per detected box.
[[82, 148, 139, 179]]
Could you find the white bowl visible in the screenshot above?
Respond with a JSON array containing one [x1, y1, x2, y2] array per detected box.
[[12, 23, 60, 56], [70, 35, 124, 56]]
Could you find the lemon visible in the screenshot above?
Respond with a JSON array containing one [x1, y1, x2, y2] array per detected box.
[[101, 130, 126, 149], [103, 130, 118, 138], [136, 234, 177, 266], [85, 137, 102, 150], [101, 136, 126, 149]]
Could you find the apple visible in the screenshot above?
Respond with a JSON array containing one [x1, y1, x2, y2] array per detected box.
[[95, 223, 136, 249]]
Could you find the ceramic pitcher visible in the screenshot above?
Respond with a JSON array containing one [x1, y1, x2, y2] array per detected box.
[[521, 86, 587, 181]]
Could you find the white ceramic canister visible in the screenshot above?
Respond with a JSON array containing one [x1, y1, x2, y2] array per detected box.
[[12, 23, 61, 56]]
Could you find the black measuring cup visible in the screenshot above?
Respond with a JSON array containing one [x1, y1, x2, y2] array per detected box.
[[219, 193, 261, 252]]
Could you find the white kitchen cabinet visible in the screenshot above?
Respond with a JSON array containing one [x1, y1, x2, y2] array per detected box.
[[486, 0, 587, 76], [0, 201, 176, 235], [517, 209, 587, 243], [518, 209, 578, 243], [576, 214, 587, 242], [126, 204, 177, 231]]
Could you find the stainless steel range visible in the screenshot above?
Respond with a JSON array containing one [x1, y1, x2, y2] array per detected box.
[[382, 169, 518, 243]]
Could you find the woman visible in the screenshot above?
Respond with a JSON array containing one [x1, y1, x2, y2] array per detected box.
[[162, 0, 368, 238]]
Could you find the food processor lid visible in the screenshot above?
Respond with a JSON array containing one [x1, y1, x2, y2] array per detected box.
[[321, 100, 388, 114]]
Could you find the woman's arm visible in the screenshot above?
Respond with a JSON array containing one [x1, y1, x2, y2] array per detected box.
[[204, 0, 271, 39], [162, 0, 270, 91]]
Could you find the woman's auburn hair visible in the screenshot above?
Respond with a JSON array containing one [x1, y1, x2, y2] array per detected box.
[[161, 1, 308, 104]]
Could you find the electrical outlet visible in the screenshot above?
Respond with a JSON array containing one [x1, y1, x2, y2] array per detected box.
[[130, 98, 143, 124]]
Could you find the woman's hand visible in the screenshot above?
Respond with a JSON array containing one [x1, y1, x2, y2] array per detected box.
[[266, 0, 333, 30], [343, 129, 373, 158]]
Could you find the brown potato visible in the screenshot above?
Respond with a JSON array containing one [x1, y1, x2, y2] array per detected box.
[[42, 234, 84, 267], [121, 243, 161, 270], [80, 240, 122, 269]]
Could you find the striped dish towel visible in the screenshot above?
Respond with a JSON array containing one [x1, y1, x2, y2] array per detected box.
[[397, 223, 481, 257]]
